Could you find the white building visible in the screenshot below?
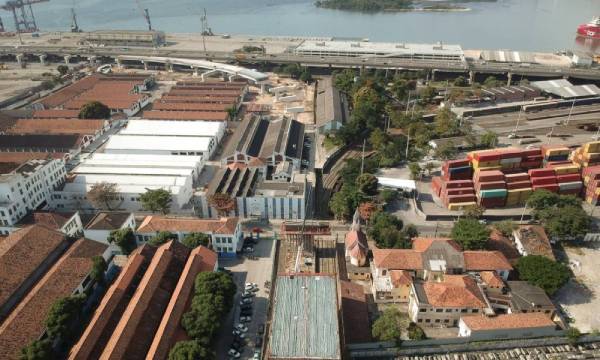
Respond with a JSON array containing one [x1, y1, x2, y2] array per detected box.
[[50, 153, 203, 212], [458, 313, 558, 341], [83, 211, 136, 245], [119, 119, 226, 145], [135, 215, 243, 257], [0, 159, 66, 228], [104, 134, 216, 159]]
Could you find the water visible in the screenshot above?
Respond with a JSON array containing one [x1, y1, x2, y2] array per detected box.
[[25, 0, 600, 53]]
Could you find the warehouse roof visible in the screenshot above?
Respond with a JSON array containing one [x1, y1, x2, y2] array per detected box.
[[74, 165, 194, 177], [104, 134, 212, 152], [143, 110, 228, 121], [31, 109, 81, 118], [316, 77, 347, 128], [137, 216, 238, 235], [206, 167, 260, 197], [152, 102, 231, 112], [295, 40, 463, 58], [339, 280, 371, 344], [7, 119, 106, 135], [0, 152, 64, 164], [120, 119, 223, 138], [531, 79, 600, 99], [160, 95, 238, 104], [481, 50, 536, 63], [0, 134, 82, 149], [461, 313, 556, 331], [269, 275, 340, 359]]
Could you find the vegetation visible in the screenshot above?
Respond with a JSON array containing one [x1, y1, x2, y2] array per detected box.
[[516, 255, 571, 295], [148, 231, 177, 247], [407, 322, 426, 340], [493, 220, 517, 237], [182, 232, 210, 249], [480, 131, 498, 149], [527, 190, 590, 239], [90, 255, 107, 285], [208, 193, 236, 216], [372, 308, 405, 343], [368, 211, 417, 249], [378, 189, 399, 204], [78, 101, 111, 119], [45, 294, 86, 339], [107, 227, 137, 255], [329, 183, 366, 220], [20, 339, 53, 360], [434, 141, 457, 160], [462, 204, 485, 219], [450, 218, 490, 250], [226, 107, 237, 121], [315, 0, 413, 12], [299, 68, 313, 83], [168, 340, 214, 360], [566, 327, 582, 345], [140, 188, 172, 214], [483, 76, 503, 88], [356, 173, 379, 195], [453, 76, 469, 87], [87, 182, 119, 210], [57, 64, 69, 76]]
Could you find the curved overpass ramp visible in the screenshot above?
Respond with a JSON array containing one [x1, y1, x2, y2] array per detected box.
[[117, 55, 269, 83]]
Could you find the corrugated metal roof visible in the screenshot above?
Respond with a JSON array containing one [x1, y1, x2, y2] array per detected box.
[[269, 275, 340, 359], [531, 79, 600, 99]]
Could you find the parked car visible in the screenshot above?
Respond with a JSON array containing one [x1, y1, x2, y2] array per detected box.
[[232, 339, 244, 350], [240, 309, 253, 316], [258, 323, 265, 334], [228, 349, 241, 358], [255, 336, 263, 348], [240, 304, 253, 311], [242, 290, 254, 297], [235, 324, 249, 332], [253, 350, 261, 360], [240, 298, 253, 305], [245, 282, 258, 291], [233, 330, 246, 339], [240, 315, 252, 322]]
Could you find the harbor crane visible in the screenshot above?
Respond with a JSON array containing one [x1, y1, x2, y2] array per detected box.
[[70, 7, 80, 32], [1, 0, 49, 33], [135, 0, 152, 31]]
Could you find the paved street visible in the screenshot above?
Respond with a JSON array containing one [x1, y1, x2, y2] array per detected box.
[[216, 237, 276, 360]]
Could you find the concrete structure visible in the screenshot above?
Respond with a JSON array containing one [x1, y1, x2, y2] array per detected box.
[[83, 212, 136, 245], [51, 154, 202, 212], [104, 134, 215, 159], [458, 313, 558, 341], [119, 119, 225, 145], [0, 238, 108, 360], [512, 225, 555, 261], [136, 216, 243, 256], [316, 77, 347, 133], [69, 242, 217, 360], [1, 211, 84, 237], [268, 275, 340, 360], [85, 30, 166, 47], [0, 134, 87, 159], [294, 40, 464, 61], [0, 158, 66, 227]]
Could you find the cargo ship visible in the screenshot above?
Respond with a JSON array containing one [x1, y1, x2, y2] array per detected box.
[[577, 16, 600, 39]]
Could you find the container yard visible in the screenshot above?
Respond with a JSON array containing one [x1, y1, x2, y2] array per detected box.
[[430, 140, 600, 211]]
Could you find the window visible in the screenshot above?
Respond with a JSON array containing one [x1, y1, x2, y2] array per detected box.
[[435, 309, 442, 313], [425, 319, 430, 323], [472, 309, 479, 313], [460, 309, 468, 313], [419, 309, 426, 312], [435, 319, 440, 323], [445, 309, 452, 313], [227, 238, 232, 244], [417, 319, 422, 323]]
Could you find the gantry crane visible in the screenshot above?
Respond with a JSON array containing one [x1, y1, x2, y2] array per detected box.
[[1, 0, 49, 33], [135, 0, 152, 31], [70, 7, 80, 32]]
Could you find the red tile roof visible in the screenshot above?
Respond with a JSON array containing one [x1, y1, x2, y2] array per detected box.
[[0, 152, 65, 164], [480, 271, 505, 288], [31, 211, 77, 229], [487, 229, 521, 265], [372, 249, 423, 270], [142, 110, 228, 121], [339, 280, 371, 344], [345, 229, 368, 264], [152, 102, 231, 112], [0, 238, 107, 360], [412, 237, 462, 252], [422, 275, 487, 308], [463, 251, 513, 271], [390, 270, 412, 287], [0, 225, 67, 311], [137, 216, 239, 235], [7, 119, 106, 135], [160, 95, 238, 104], [168, 89, 241, 97], [37, 75, 101, 108], [31, 109, 81, 118], [461, 313, 556, 331]]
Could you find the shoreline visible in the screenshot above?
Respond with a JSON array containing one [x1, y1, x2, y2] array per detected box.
[[316, 6, 472, 13]]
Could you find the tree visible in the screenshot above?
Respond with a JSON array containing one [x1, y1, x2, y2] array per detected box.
[[434, 108, 458, 136], [372, 308, 404, 343], [566, 327, 581, 345], [148, 231, 176, 247], [408, 162, 422, 180], [45, 294, 86, 339], [420, 86, 437, 104], [356, 173, 379, 195], [536, 205, 591, 239], [369, 127, 389, 151], [78, 101, 111, 119], [450, 218, 490, 250], [378, 189, 398, 204], [368, 211, 412, 249], [528, 190, 581, 211], [108, 227, 137, 255], [435, 141, 457, 160], [424, 162, 436, 176], [168, 340, 213, 360], [208, 193, 236, 216], [483, 76, 502, 88], [463, 204, 485, 219], [494, 220, 517, 237], [57, 64, 69, 76], [20, 339, 53, 360], [140, 188, 172, 214], [329, 184, 365, 221], [453, 76, 468, 87], [90, 255, 107, 285], [87, 182, 119, 210], [299, 68, 313, 83], [516, 255, 571, 295], [226, 107, 237, 121], [480, 131, 498, 149], [358, 201, 377, 222], [407, 322, 426, 340], [182, 232, 210, 249]]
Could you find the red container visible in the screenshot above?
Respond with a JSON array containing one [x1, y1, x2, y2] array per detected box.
[[479, 197, 506, 208], [545, 161, 573, 168], [474, 151, 501, 162], [528, 168, 556, 178], [557, 174, 581, 183], [522, 148, 542, 157], [582, 165, 600, 177], [476, 181, 507, 191], [475, 170, 504, 183], [500, 149, 525, 159], [533, 184, 559, 193], [447, 194, 477, 204], [445, 180, 474, 189], [431, 178, 442, 197], [445, 158, 471, 168], [504, 173, 530, 183], [446, 187, 475, 196], [507, 181, 532, 190], [443, 171, 473, 182], [524, 155, 544, 162], [531, 176, 557, 186], [521, 161, 543, 169]]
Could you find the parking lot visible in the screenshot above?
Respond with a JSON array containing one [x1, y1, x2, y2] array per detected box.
[[216, 236, 276, 360]]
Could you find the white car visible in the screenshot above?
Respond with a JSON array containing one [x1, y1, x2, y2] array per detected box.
[[240, 316, 252, 322], [233, 330, 246, 338], [253, 351, 261, 360], [228, 349, 241, 358], [245, 282, 258, 290], [235, 324, 249, 332], [240, 298, 253, 305]]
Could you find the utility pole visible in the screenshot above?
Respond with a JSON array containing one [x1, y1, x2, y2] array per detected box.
[[405, 91, 411, 116], [200, 8, 210, 56], [360, 139, 366, 175], [520, 201, 528, 223], [512, 105, 523, 135], [405, 133, 410, 159], [566, 99, 576, 126]]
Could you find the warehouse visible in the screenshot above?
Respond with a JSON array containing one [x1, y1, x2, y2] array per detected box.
[[104, 134, 216, 158], [268, 275, 341, 360], [119, 120, 225, 145], [316, 77, 348, 133], [85, 30, 166, 47], [142, 110, 229, 121], [294, 40, 464, 61], [531, 79, 600, 99]]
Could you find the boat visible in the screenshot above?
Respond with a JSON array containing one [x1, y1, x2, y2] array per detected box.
[[577, 16, 600, 39]]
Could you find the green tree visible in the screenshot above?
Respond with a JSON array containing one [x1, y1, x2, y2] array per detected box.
[[78, 101, 111, 119], [225, 107, 237, 121], [57, 64, 69, 76], [463, 204, 485, 219], [299, 68, 313, 83], [356, 173, 379, 195], [453, 76, 468, 87], [391, 78, 409, 100], [435, 141, 457, 160], [483, 76, 502, 88], [140, 188, 172, 214], [108, 227, 137, 255], [168, 340, 213, 360], [333, 69, 357, 94], [480, 131, 498, 149], [420, 86, 437, 104], [368, 211, 412, 248], [182, 232, 210, 249], [450, 218, 490, 250], [566, 327, 582, 345], [408, 162, 422, 180], [407, 322, 426, 340], [516, 255, 571, 295], [44, 294, 86, 339], [379, 189, 398, 204], [494, 220, 517, 237], [90, 255, 107, 285], [372, 308, 404, 343], [87, 182, 119, 210], [20, 339, 53, 360], [528, 190, 581, 211], [434, 108, 458, 136], [329, 184, 365, 221], [536, 205, 591, 239], [148, 231, 177, 247], [369, 127, 389, 151]]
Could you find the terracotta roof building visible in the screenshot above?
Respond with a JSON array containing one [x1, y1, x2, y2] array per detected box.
[[142, 110, 228, 121], [6, 118, 108, 136], [0, 238, 107, 360], [344, 210, 368, 267], [459, 313, 558, 340], [31, 109, 81, 118], [152, 102, 231, 112], [0, 225, 68, 321], [513, 225, 555, 261], [463, 251, 513, 272]]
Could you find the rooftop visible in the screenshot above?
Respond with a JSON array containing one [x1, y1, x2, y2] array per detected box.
[[85, 212, 132, 230], [269, 275, 340, 359], [142, 110, 228, 121], [416, 275, 487, 308], [295, 40, 463, 57], [461, 313, 556, 331], [104, 134, 212, 152], [339, 280, 371, 344], [531, 79, 600, 99], [31, 109, 81, 118], [7, 118, 106, 135], [137, 216, 239, 235], [152, 102, 231, 112], [507, 281, 555, 311], [0, 134, 82, 150], [315, 77, 347, 127], [120, 119, 223, 138], [513, 225, 555, 261], [463, 251, 513, 271]]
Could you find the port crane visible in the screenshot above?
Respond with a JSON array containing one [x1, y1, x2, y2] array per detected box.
[[70, 7, 80, 32], [1, 0, 49, 33], [135, 0, 152, 31]]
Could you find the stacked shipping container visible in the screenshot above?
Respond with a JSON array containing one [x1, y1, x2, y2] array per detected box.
[[473, 170, 506, 208], [431, 176, 477, 210], [504, 172, 532, 206], [572, 141, 600, 168]]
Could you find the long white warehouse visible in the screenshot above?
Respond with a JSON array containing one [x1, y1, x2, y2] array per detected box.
[[119, 120, 225, 144], [104, 134, 216, 158]]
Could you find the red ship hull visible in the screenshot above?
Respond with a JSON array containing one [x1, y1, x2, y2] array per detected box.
[[577, 24, 600, 39]]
